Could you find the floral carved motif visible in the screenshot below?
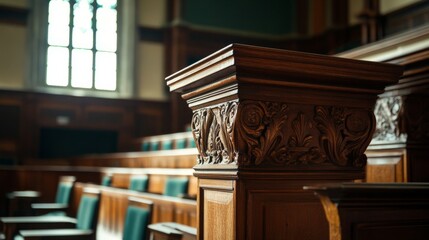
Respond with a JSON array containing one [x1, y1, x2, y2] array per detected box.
[[235, 101, 288, 166], [191, 101, 238, 164], [284, 112, 326, 165], [314, 106, 375, 167], [191, 99, 375, 168]]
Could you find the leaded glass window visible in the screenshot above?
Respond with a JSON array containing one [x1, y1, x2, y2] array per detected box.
[[46, 0, 117, 91]]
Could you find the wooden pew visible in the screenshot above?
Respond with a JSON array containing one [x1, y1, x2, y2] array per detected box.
[[138, 132, 196, 151], [305, 183, 429, 240], [102, 168, 197, 198], [23, 148, 198, 169], [70, 182, 197, 239]]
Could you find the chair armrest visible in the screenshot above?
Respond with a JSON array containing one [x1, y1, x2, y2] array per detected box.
[[162, 222, 197, 237], [19, 229, 94, 240], [31, 203, 68, 210], [6, 191, 41, 216], [148, 223, 183, 240], [31, 203, 69, 215], [177, 194, 197, 200], [0, 216, 76, 240]]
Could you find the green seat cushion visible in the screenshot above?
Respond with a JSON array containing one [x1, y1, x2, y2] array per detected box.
[[175, 139, 187, 149], [55, 183, 73, 204], [163, 178, 189, 197], [101, 175, 112, 186], [129, 176, 148, 192], [123, 206, 150, 240], [141, 142, 150, 151], [161, 140, 173, 150], [150, 141, 159, 151], [76, 195, 99, 230], [189, 138, 196, 148]]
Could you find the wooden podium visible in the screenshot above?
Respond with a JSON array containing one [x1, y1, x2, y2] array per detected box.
[[166, 44, 402, 240]]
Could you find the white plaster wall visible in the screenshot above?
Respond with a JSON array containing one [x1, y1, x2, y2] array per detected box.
[[349, 0, 364, 26], [0, 0, 27, 8], [0, 23, 26, 89], [137, 42, 167, 100], [138, 0, 167, 27], [380, 0, 421, 14]]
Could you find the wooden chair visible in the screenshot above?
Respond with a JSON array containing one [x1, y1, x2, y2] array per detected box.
[[163, 177, 189, 197], [101, 174, 112, 187], [31, 176, 76, 216], [19, 196, 153, 240], [6, 176, 76, 217], [128, 175, 149, 192], [122, 197, 154, 240], [6, 188, 101, 240]]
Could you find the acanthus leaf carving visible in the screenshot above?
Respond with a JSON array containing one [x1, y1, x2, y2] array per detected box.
[[314, 106, 375, 167], [236, 101, 288, 166], [191, 101, 238, 165], [192, 100, 374, 169]]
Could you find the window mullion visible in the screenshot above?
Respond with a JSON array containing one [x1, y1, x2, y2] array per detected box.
[[68, 0, 74, 88], [91, 0, 97, 90]]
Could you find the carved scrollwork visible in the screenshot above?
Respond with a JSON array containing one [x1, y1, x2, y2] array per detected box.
[[192, 99, 375, 168], [191, 101, 238, 164], [235, 101, 288, 166], [314, 106, 375, 167]]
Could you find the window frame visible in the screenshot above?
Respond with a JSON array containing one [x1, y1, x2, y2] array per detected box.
[[27, 0, 136, 98]]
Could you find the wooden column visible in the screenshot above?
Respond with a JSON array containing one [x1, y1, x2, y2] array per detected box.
[[166, 44, 402, 240], [338, 26, 429, 182]]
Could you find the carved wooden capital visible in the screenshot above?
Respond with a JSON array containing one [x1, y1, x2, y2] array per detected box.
[[372, 96, 406, 144], [191, 100, 375, 169], [371, 95, 429, 146]]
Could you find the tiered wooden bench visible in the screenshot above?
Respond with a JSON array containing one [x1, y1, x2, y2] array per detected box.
[[72, 182, 197, 239]]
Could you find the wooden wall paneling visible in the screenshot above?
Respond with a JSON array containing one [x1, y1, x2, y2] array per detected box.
[[0, 90, 171, 162], [0, 92, 24, 165], [135, 101, 170, 138], [166, 44, 402, 239], [382, 0, 429, 37], [365, 149, 406, 182]]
